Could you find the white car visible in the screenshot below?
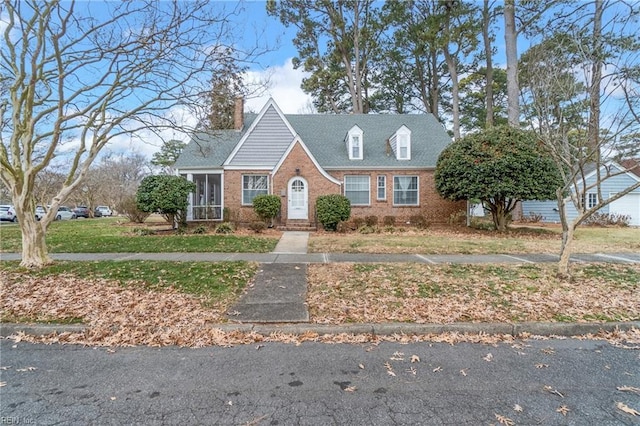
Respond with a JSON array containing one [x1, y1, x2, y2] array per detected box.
[[35, 206, 46, 220], [95, 206, 112, 216], [54, 206, 77, 221], [0, 205, 17, 222]]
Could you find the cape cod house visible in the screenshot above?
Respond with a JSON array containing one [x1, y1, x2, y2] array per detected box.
[[174, 98, 465, 228]]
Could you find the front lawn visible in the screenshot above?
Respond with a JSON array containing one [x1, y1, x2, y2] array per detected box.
[[307, 263, 640, 324], [0, 260, 257, 332], [0, 217, 279, 253], [308, 225, 639, 254]]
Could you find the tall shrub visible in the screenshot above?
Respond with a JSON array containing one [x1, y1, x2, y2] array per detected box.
[[316, 194, 351, 231], [252, 194, 281, 226], [136, 175, 196, 228]]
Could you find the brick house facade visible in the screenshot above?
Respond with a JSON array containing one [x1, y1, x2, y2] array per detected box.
[[174, 98, 465, 228]]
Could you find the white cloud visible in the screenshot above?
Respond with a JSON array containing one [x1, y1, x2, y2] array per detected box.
[[244, 58, 312, 114]]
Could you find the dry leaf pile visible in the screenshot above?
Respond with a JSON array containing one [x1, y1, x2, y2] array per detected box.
[[2, 262, 639, 347], [0, 271, 246, 347], [307, 263, 640, 324]]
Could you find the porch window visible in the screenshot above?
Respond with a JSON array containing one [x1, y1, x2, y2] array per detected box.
[[344, 175, 370, 205], [377, 175, 386, 200], [242, 175, 268, 205], [192, 174, 222, 220], [393, 176, 419, 206]]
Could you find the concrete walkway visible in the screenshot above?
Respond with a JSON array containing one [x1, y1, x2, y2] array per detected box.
[[272, 231, 309, 254], [227, 263, 309, 323]]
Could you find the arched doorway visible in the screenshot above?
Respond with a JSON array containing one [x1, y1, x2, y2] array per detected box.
[[288, 177, 308, 220]]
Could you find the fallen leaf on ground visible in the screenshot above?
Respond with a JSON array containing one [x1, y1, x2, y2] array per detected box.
[[557, 405, 570, 416], [617, 402, 639, 416], [535, 363, 549, 369], [358, 364, 365, 370], [15, 367, 37, 372], [617, 386, 640, 394], [484, 353, 493, 362], [411, 355, 420, 363], [344, 386, 357, 392], [495, 413, 515, 425], [544, 385, 565, 398], [513, 404, 523, 412]]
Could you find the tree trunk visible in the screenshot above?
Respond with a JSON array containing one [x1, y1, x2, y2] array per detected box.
[[556, 188, 574, 279], [558, 221, 575, 279], [19, 214, 52, 269], [588, 0, 603, 154], [483, 0, 494, 128], [504, 0, 519, 127]]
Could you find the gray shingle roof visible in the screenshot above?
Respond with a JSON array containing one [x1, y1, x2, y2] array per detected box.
[[173, 130, 241, 169], [287, 113, 450, 169], [175, 110, 451, 170]]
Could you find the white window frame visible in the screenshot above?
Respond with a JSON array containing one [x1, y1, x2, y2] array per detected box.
[[587, 192, 598, 209], [393, 175, 419, 206], [242, 174, 269, 205], [344, 175, 370, 206], [346, 125, 364, 160], [377, 175, 386, 200], [393, 126, 411, 160]]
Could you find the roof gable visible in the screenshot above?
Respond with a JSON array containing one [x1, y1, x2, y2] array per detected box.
[[225, 99, 296, 167]]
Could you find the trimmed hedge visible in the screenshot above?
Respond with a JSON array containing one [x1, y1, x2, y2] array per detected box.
[[316, 194, 351, 231]]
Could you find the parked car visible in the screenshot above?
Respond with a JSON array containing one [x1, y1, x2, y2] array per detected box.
[[95, 206, 112, 217], [73, 206, 91, 218], [35, 206, 46, 221], [55, 206, 76, 221], [0, 205, 17, 222]]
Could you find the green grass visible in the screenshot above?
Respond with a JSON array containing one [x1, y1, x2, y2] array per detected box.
[[1, 260, 257, 305], [309, 226, 640, 254], [0, 218, 278, 253]]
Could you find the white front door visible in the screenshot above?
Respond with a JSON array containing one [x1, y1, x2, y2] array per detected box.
[[288, 177, 308, 220]]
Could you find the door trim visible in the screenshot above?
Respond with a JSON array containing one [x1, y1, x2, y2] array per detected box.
[[288, 177, 308, 220]]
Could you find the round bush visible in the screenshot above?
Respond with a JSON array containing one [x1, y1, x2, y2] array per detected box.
[[252, 194, 281, 222], [316, 194, 351, 231]]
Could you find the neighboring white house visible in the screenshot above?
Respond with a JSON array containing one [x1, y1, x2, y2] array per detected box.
[[521, 161, 640, 226]]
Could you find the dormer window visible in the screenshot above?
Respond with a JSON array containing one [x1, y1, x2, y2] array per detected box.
[[390, 126, 411, 160], [346, 125, 363, 160]]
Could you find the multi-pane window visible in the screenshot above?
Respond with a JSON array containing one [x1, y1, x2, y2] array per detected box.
[[587, 193, 598, 209], [398, 134, 410, 159], [377, 175, 386, 200], [351, 135, 361, 159], [344, 175, 370, 205], [393, 176, 419, 205], [242, 175, 268, 205]]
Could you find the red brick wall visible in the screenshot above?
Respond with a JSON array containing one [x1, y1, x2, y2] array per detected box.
[[272, 142, 341, 222], [221, 143, 465, 225], [327, 170, 465, 224]]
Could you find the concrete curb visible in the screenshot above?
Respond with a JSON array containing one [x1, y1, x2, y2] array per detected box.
[[2, 321, 638, 339]]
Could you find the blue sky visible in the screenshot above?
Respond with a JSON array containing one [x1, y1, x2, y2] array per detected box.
[[233, 1, 314, 114]]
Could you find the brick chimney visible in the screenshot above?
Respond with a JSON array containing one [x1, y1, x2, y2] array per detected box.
[[234, 97, 244, 130]]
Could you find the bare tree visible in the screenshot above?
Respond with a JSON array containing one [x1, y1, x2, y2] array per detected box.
[[0, 0, 254, 268], [521, 0, 640, 277]]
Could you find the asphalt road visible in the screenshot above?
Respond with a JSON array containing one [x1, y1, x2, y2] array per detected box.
[[1, 339, 639, 425]]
